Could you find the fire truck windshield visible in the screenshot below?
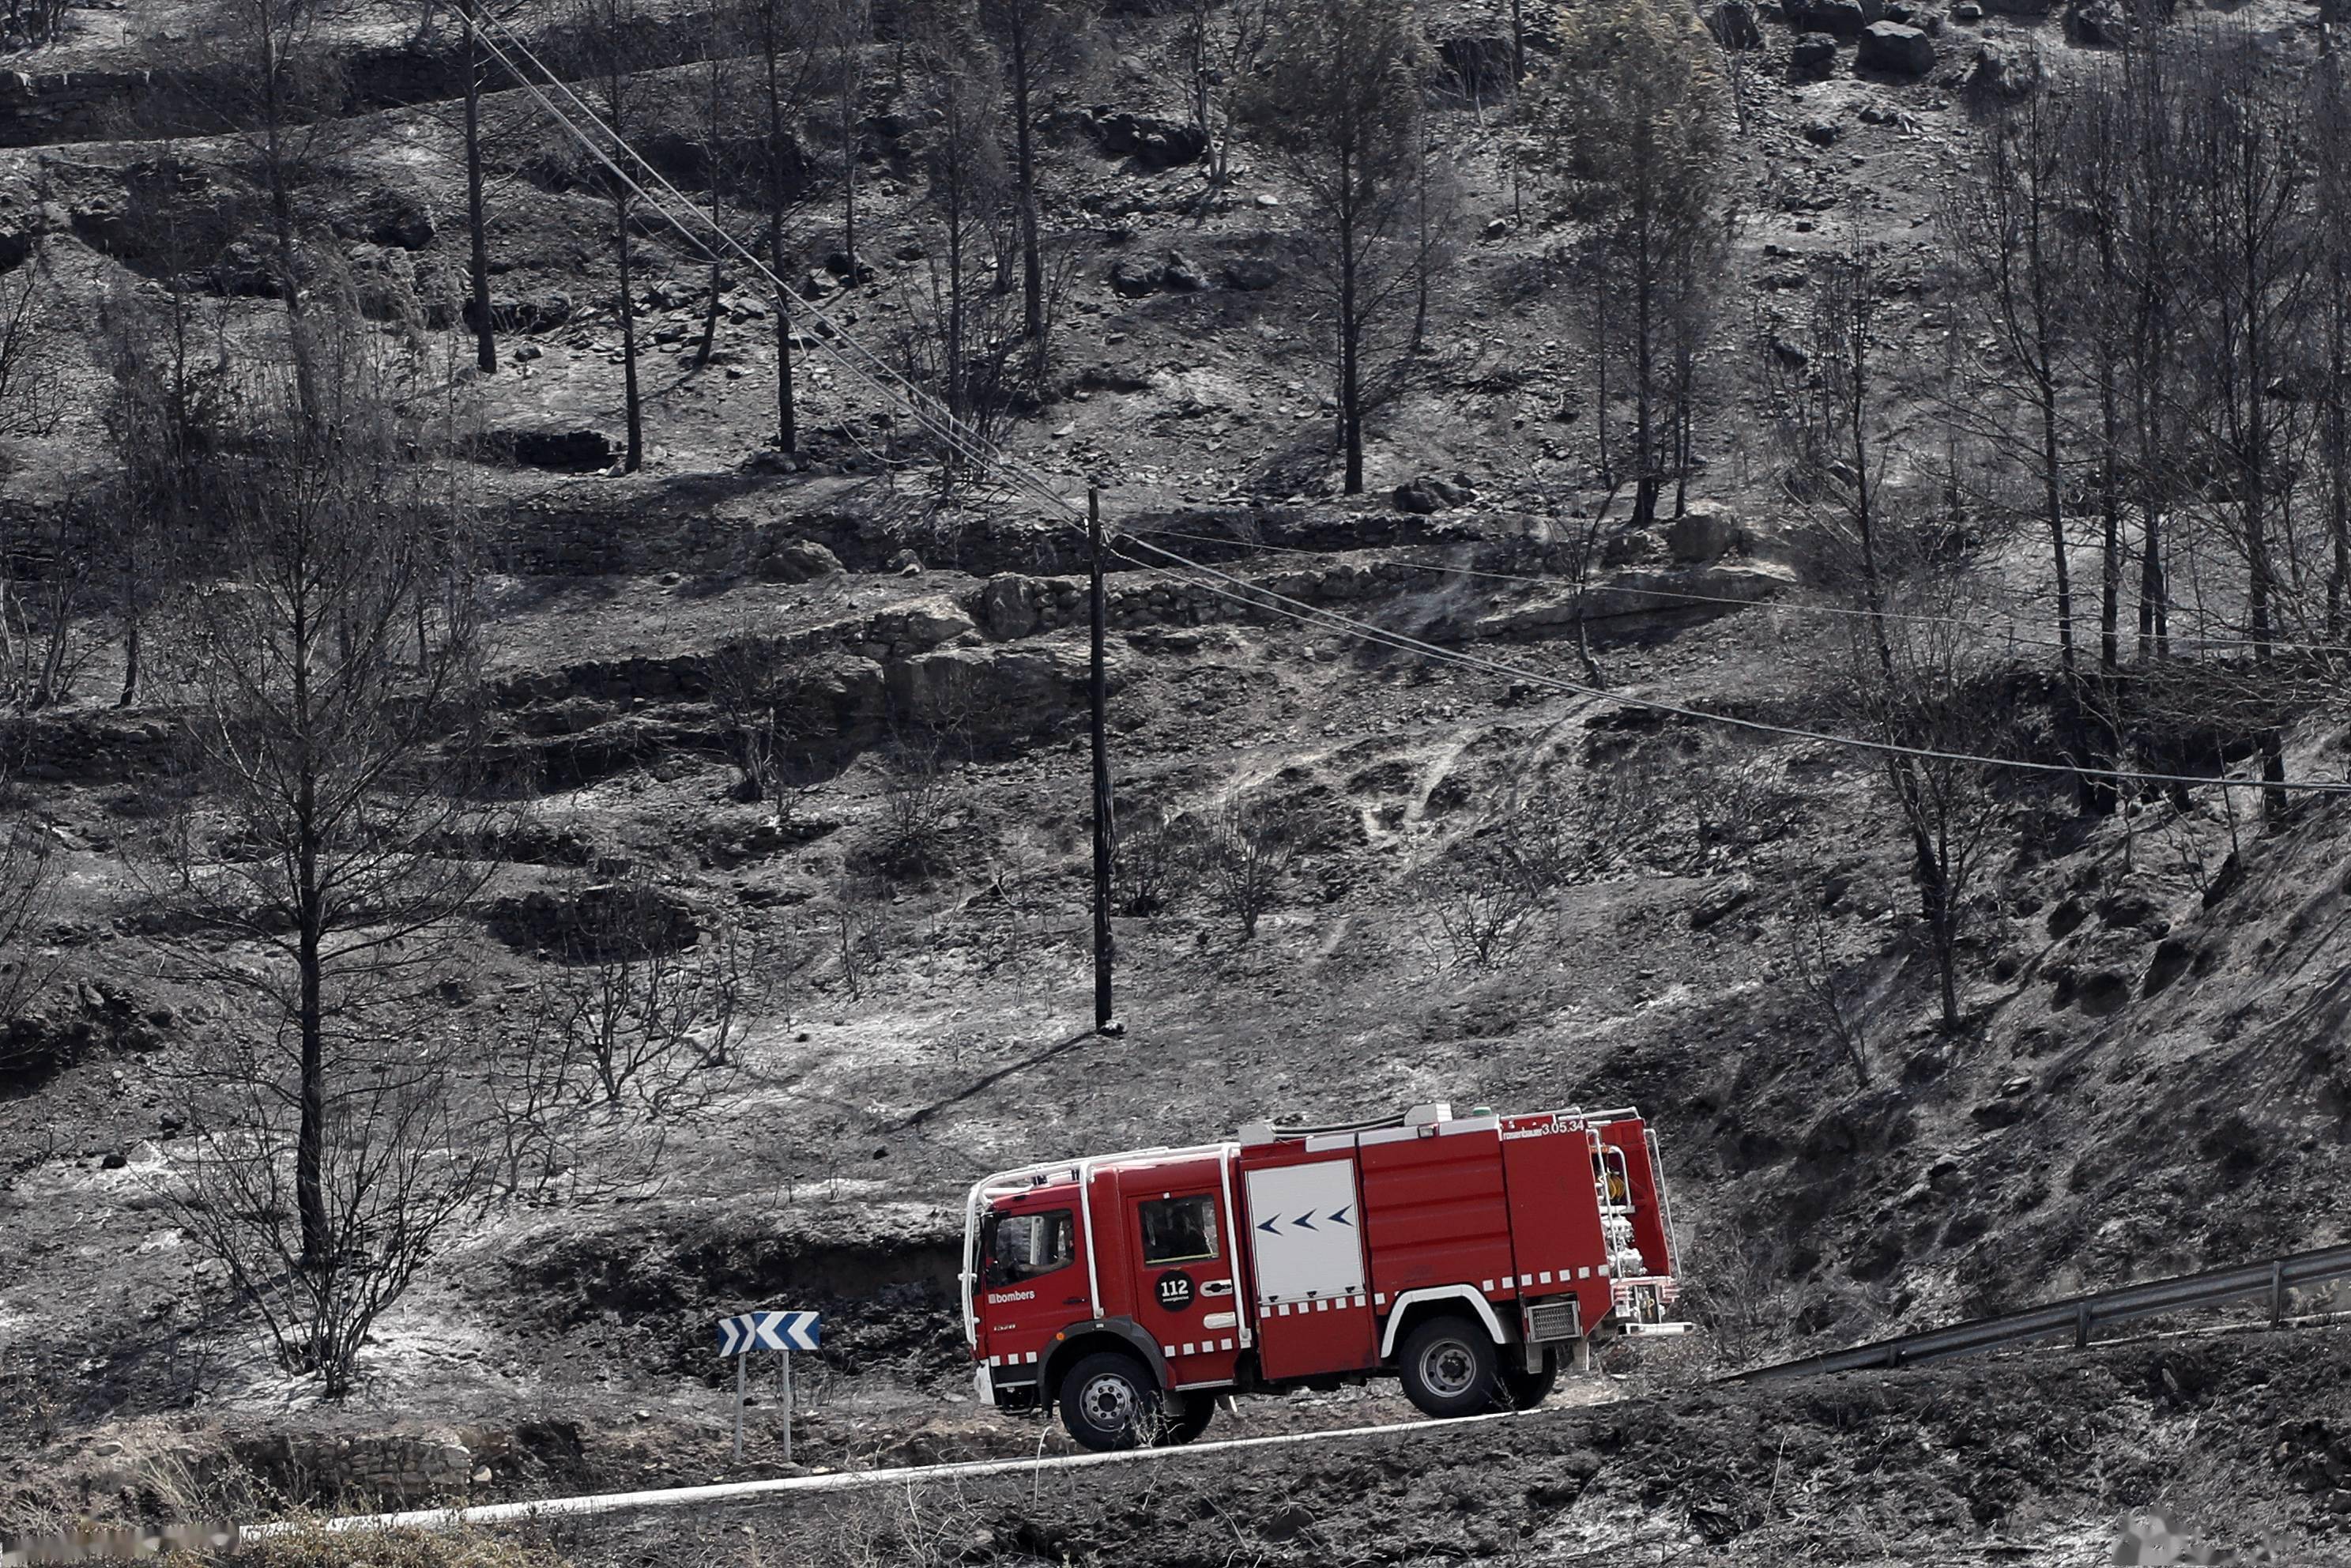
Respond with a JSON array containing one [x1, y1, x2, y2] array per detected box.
[[981, 1207, 1075, 1287]]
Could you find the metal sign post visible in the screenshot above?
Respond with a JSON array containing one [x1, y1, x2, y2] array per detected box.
[[715, 1310, 821, 1466]]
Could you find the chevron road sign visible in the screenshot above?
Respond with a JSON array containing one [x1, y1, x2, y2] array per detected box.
[[717, 1310, 820, 1464], [717, 1310, 821, 1356]]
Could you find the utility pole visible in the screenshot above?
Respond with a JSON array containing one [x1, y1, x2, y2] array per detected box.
[[1089, 486, 1116, 1034]]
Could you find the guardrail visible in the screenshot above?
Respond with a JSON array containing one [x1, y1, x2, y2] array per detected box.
[[1736, 1240, 2351, 1383]]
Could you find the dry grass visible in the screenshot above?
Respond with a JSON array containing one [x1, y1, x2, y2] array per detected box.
[[209, 1521, 569, 1568]]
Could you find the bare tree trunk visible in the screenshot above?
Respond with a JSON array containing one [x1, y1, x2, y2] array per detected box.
[[1339, 200, 1363, 495], [2039, 372, 2074, 672], [296, 903, 329, 1269], [694, 54, 725, 371], [118, 617, 141, 707], [1630, 173, 1657, 527], [617, 183, 642, 472], [1012, 40, 1044, 368], [2097, 342, 2123, 671], [259, 9, 319, 422], [1592, 282, 1612, 488], [462, 0, 495, 373], [2330, 257, 2349, 638], [838, 46, 861, 270], [760, 0, 797, 453], [946, 192, 965, 425]]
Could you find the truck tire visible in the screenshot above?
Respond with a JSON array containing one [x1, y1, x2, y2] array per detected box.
[[1058, 1351, 1162, 1452], [1162, 1396, 1215, 1445], [1397, 1314, 1503, 1419], [1501, 1347, 1559, 1410]]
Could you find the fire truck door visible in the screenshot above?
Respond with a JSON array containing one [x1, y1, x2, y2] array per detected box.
[[1128, 1186, 1241, 1385], [1242, 1158, 1377, 1381], [975, 1201, 1089, 1380]]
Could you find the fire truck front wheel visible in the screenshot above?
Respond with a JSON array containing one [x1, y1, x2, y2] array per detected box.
[[1397, 1315, 1503, 1419], [1057, 1351, 1163, 1452]]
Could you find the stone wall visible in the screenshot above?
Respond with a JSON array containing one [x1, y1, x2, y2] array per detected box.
[[228, 1421, 586, 1506], [963, 557, 1798, 645], [0, 13, 725, 147], [233, 1430, 473, 1505], [486, 597, 979, 710], [483, 500, 1460, 583], [9, 714, 171, 784]]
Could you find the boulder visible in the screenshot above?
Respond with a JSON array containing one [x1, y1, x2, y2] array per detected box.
[[2065, 0, 2130, 43], [897, 598, 979, 650], [198, 239, 279, 299], [1791, 32, 1840, 74], [975, 574, 1042, 639], [1709, 0, 1765, 46], [1093, 111, 1207, 169], [1392, 473, 1477, 514], [1857, 20, 1936, 73], [1221, 257, 1282, 291], [1110, 258, 1166, 297], [368, 190, 435, 251], [886, 643, 1091, 738], [1690, 873, 1757, 930], [1788, 0, 1873, 36], [510, 428, 615, 472], [795, 654, 890, 740], [1483, 561, 1795, 641], [487, 882, 702, 959], [1437, 35, 1517, 92], [822, 250, 876, 284], [1601, 526, 1664, 567], [1664, 503, 1743, 564], [1162, 251, 1211, 292], [467, 290, 572, 334], [757, 538, 844, 584], [1963, 36, 2043, 97], [1803, 119, 1844, 145]]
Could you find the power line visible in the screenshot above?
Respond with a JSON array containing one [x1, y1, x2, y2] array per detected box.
[[1110, 534, 2351, 797]]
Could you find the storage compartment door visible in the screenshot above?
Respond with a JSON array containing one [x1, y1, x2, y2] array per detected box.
[[1499, 1114, 1614, 1334], [1242, 1158, 1375, 1380]]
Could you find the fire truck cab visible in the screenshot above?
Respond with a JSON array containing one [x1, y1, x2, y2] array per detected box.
[[961, 1102, 1680, 1451]]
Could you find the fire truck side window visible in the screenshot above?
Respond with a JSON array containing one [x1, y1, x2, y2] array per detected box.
[[986, 1208, 1075, 1284], [1138, 1195, 1219, 1265]]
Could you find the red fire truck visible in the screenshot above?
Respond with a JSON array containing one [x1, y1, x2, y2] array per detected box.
[[960, 1102, 1681, 1450]]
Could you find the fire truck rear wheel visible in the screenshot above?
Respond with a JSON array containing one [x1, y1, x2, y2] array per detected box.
[[1501, 1347, 1559, 1410], [1057, 1351, 1162, 1452], [1397, 1315, 1503, 1419], [1162, 1396, 1215, 1445]]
